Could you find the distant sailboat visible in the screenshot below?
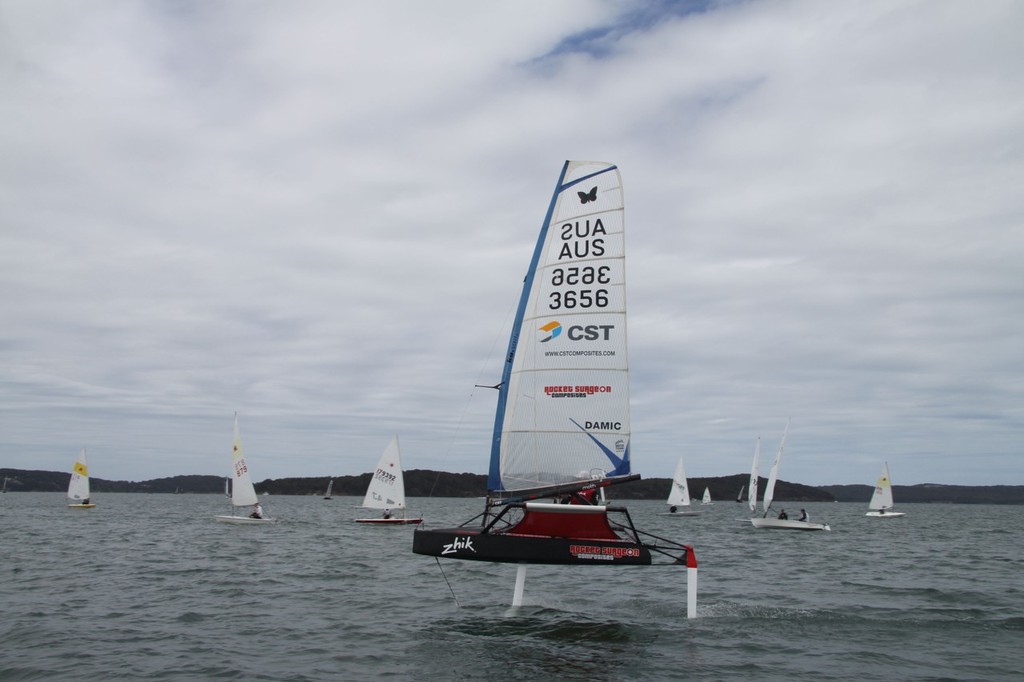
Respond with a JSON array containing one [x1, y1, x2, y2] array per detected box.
[[323, 479, 334, 500], [701, 487, 712, 505], [2, 476, 8, 493], [663, 457, 700, 516], [355, 436, 421, 524], [735, 484, 745, 503], [749, 421, 830, 531], [67, 449, 96, 509], [866, 462, 905, 518], [214, 414, 276, 524]]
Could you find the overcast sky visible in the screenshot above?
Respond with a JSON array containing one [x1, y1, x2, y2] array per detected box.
[[2, 0, 1022, 487]]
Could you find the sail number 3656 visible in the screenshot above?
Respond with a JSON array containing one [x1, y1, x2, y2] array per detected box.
[[549, 266, 611, 310]]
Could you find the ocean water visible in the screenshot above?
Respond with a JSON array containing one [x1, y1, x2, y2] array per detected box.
[[1, 494, 1021, 681]]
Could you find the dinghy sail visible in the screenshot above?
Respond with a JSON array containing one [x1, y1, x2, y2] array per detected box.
[[412, 161, 695, 613], [67, 449, 95, 508], [866, 462, 905, 518], [355, 436, 421, 524], [664, 457, 699, 515], [214, 414, 275, 524]]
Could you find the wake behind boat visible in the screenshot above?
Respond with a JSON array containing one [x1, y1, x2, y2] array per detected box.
[[748, 422, 830, 531], [214, 414, 276, 525], [412, 161, 696, 616], [355, 436, 421, 525]]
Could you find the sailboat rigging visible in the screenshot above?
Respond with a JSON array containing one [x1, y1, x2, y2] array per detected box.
[[411, 161, 696, 615]]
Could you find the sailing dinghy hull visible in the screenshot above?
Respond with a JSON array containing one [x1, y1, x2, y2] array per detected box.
[[865, 511, 905, 518], [67, 503, 96, 509], [414, 501, 670, 565], [413, 528, 652, 565], [750, 517, 830, 531], [356, 517, 422, 525], [213, 515, 277, 525]]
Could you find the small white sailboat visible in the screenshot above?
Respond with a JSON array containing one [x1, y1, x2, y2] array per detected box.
[[214, 414, 276, 525], [701, 487, 713, 505], [866, 462, 905, 518], [749, 421, 830, 531], [67, 449, 96, 508], [355, 436, 421, 524], [323, 479, 334, 500], [735, 484, 744, 503], [2, 476, 8, 493], [663, 457, 700, 516]]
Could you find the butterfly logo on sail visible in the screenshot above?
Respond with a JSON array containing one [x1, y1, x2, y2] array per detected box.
[[577, 186, 597, 203]]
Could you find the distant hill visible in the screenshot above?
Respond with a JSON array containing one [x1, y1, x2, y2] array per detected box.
[[2, 468, 1022, 503], [820, 483, 1024, 505]]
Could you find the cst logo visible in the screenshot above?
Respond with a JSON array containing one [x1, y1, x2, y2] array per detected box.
[[538, 321, 562, 342], [539, 320, 614, 343]]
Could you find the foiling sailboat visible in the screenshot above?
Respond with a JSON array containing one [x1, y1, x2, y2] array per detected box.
[[865, 462, 905, 518], [412, 161, 696, 616], [214, 414, 276, 525], [67, 449, 96, 508], [663, 457, 700, 516], [355, 436, 421, 525], [749, 421, 830, 531]]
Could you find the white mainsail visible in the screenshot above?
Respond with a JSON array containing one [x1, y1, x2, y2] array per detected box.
[[869, 462, 895, 511], [761, 420, 789, 515], [362, 436, 407, 510], [701, 487, 712, 505], [229, 414, 259, 508], [67, 449, 90, 502], [491, 161, 629, 493], [666, 457, 692, 507], [748, 437, 761, 514]]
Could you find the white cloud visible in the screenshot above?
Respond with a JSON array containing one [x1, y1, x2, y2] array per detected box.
[[2, 0, 1022, 486]]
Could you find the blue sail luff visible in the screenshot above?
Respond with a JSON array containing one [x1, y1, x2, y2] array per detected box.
[[487, 160, 572, 491], [487, 161, 622, 493]]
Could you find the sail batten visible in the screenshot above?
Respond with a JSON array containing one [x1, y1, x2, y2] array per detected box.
[[488, 161, 629, 495]]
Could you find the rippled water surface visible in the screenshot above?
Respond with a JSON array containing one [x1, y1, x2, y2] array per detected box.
[[2, 494, 1021, 680]]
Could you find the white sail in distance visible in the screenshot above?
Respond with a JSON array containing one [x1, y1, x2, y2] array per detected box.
[[362, 436, 407, 510]]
